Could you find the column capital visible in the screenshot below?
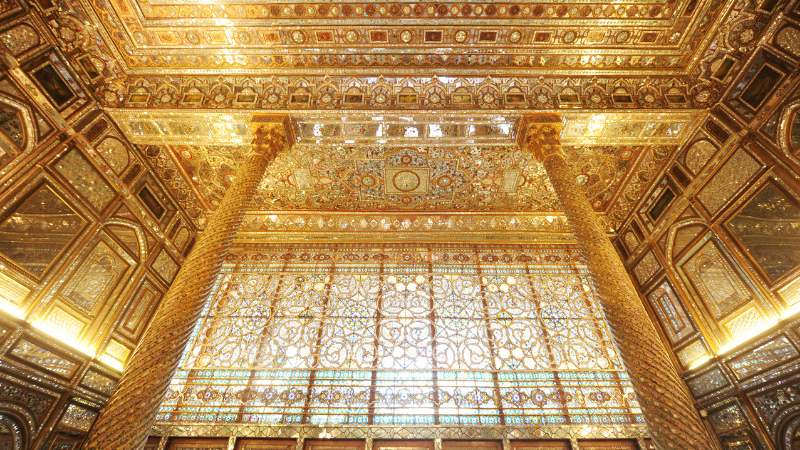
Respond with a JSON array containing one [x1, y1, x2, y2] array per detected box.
[[519, 114, 564, 162], [249, 114, 294, 160]]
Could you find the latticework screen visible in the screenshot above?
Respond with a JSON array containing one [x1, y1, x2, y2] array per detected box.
[[158, 244, 642, 427]]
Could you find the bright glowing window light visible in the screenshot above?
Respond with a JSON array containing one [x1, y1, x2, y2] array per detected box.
[[717, 319, 780, 356], [98, 354, 124, 371], [31, 319, 95, 357], [0, 300, 24, 319]]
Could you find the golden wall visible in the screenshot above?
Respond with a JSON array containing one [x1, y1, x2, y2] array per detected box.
[[615, 18, 800, 447], [0, 2, 195, 447]]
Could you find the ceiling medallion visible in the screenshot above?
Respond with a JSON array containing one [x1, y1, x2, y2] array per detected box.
[[400, 30, 413, 43], [384, 167, 430, 195], [393, 170, 421, 192], [291, 30, 306, 43], [510, 31, 523, 43], [345, 30, 358, 43], [455, 30, 468, 43], [185, 31, 200, 45], [437, 175, 453, 188], [361, 174, 377, 188]]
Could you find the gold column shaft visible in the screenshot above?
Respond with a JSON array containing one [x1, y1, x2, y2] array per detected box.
[[82, 118, 292, 450], [522, 118, 713, 450]]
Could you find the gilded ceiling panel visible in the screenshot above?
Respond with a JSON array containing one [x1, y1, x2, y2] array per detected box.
[[39, 0, 770, 115], [141, 142, 673, 228], [74, 0, 731, 73]]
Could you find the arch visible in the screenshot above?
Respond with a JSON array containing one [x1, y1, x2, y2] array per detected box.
[[684, 139, 718, 175], [0, 401, 39, 449], [0, 94, 35, 159], [96, 137, 130, 174], [665, 218, 709, 263], [774, 404, 800, 449], [778, 100, 800, 164], [103, 218, 148, 261], [780, 413, 800, 449], [0, 413, 27, 450]]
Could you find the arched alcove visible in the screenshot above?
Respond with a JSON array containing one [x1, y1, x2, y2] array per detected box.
[[0, 404, 37, 450], [0, 95, 35, 162]]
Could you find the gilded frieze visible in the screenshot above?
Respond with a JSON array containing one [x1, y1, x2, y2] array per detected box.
[[151, 423, 649, 442], [111, 77, 703, 111], [237, 211, 575, 242], [138, 143, 656, 230], [35, 0, 767, 118], [109, 110, 699, 147], [69, 0, 733, 74]]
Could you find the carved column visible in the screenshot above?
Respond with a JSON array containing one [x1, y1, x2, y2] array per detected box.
[[83, 116, 293, 450], [521, 116, 713, 450]]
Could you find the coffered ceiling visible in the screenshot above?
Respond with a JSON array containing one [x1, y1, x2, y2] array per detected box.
[[55, 0, 767, 110], [75, 0, 737, 75], [42, 0, 772, 239]]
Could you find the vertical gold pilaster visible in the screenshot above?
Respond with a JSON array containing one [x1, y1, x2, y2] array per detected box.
[[520, 115, 713, 450], [82, 116, 293, 450]]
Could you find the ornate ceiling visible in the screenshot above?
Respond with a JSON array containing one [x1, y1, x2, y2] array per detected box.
[[53, 0, 768, 109], [142, 140, 675, 231], [40, 0, 770, 238]]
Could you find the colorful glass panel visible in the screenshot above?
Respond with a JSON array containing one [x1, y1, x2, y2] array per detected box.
[[158, 245, 641, 427]]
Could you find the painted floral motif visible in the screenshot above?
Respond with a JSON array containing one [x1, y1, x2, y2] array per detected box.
[[151, 144, 644, 221]]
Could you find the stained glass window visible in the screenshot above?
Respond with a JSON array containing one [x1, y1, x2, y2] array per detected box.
[[158, 245, 642, 427]]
